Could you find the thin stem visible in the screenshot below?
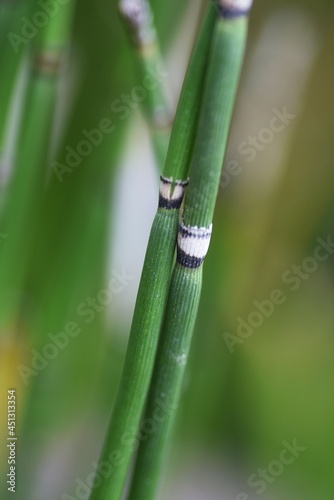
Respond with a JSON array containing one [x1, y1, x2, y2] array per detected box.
[[163, 6, 217, 181], [89, 7, 217, 500], [128, 261, 203, 500], [183, 5, 250, 228], [119, 0, 172, 169], [0, 1, 76, 330], [127, 3, 253, 498]]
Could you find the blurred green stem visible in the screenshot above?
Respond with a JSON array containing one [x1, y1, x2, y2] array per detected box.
[[0, 1, 76, 331], [119, 0, 172, 170]]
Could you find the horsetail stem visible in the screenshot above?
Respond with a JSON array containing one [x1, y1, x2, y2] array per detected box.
[[183, 0, 251, 228], [89, 7, 217, 500], [119, 0, 172, 169], [163, 6, 217, 181], [127, 256, 204, 500], [0, 1, 76, 330], [127, 3, 253, 498]]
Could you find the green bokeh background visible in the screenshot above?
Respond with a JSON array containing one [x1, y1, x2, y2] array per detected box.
[[1, 0, 334, 499]]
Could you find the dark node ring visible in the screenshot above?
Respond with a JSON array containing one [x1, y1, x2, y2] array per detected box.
[[216, 0, 252, 18], [158, 176, 188, 210]]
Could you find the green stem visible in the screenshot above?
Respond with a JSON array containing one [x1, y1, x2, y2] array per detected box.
[[89, 6, 217, 500], [183, 12, 249, 228], [163, 6, 217, 181], [0, 1, 76, 330], [127, 3, 252, 498], [128, 262, 203, 500], [119, 0, 172, 170]]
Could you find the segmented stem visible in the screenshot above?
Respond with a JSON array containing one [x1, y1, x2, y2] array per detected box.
[[119, 0, 172, 169], [127, 4, 252, 498], [89, 7, 217, 500]]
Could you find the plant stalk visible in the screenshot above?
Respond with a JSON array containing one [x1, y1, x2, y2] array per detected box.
[[89, 6, 217, 500], [119, 0, 172, 170], [127, 3, 253, 498]]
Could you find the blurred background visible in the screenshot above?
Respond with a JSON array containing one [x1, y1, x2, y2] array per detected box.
[[1, 0, 334, 498]]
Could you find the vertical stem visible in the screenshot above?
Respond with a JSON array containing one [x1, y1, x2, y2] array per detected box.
[[119, 0, 172, 170], [89, 7, 217, 500], [128, 262, 203, 500], [0, 1, 76, 331], [127, 3, 253, 498]]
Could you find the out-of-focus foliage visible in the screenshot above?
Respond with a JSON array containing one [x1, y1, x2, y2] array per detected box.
[[1, 0, 334, 499]]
